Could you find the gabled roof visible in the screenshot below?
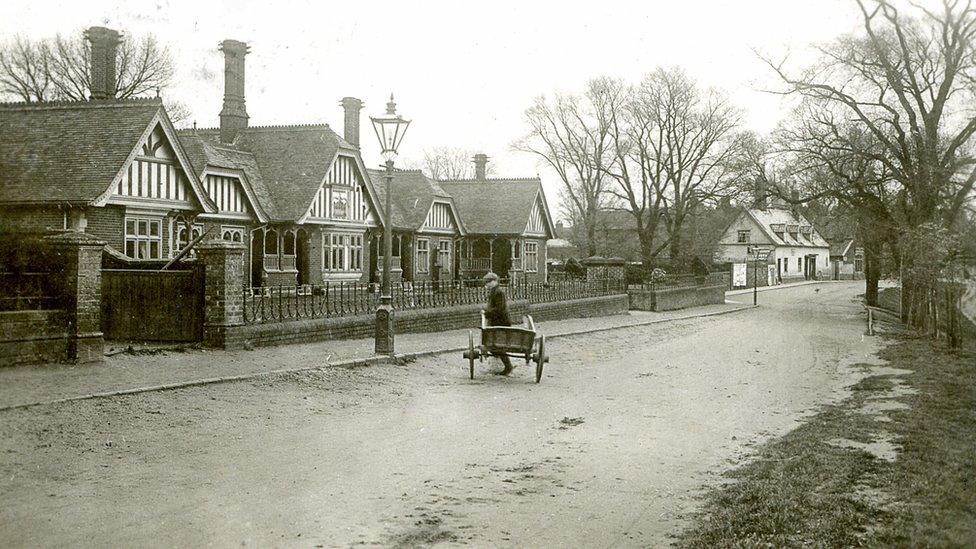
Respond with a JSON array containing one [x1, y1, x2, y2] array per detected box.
[[829, 239, 854, 257], [368, 168, 464, 233], [179, 134, 274, 221], [734, 207, 829, 248], [438, 178, 555, 237], [184, 124, 370, 223], [0, 98, 164, 204]]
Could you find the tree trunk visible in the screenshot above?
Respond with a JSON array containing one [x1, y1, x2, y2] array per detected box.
[[668, 233, 682, 268], [863, 240, 880, 307]]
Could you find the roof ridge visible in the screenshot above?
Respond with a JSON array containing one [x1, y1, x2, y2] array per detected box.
[[440, 177, 540, 183], [0, 97, 162, 110]]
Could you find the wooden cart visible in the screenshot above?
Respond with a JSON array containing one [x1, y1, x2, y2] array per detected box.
[[462, 312, 549, 383]]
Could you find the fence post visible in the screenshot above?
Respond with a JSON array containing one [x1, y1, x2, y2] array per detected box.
[[197, 239, 246, 349], [44, 231, 105, 363]]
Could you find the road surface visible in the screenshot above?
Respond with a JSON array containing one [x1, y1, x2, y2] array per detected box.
[[0, 281, 883, 547]]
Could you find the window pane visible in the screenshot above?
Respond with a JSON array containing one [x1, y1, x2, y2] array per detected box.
[[138, 241, 149, 259], [138, 220, 149, 236], [150, 241, 160, 258], [125, 240, 135, 257], [126, 220, 136, 235], [150, 221, 160, 237]]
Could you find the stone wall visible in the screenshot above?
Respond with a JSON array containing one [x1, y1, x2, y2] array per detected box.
[[628, 284, 727, 312]]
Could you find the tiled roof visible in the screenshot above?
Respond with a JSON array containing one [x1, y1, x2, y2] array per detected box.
[[829, 239, 854, 257], [745, 207, 829, 248], [368, 168, 459, 232], [179, 133, 276, 220], [185, 124, 350, 222], [0, 99, 163, 204], [438, 178, 552, 236]]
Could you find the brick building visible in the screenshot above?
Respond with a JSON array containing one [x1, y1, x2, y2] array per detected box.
[[439, 155, 556, 282]]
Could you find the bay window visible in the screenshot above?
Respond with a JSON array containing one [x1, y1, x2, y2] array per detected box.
[[323, 232, 364, 272]]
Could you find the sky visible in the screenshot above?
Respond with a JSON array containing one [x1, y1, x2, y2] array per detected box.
[[0, 0, 908, 219]]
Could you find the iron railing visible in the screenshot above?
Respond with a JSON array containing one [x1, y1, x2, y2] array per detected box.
[[242, 276, 629, 323], [509, 278, 627, 303]]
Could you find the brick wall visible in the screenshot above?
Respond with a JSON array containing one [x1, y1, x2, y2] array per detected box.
[[0, 310, 69, 366], [212, 295, 627, 350], [628, 284, 727, 312], [85, 206, 125, 251]]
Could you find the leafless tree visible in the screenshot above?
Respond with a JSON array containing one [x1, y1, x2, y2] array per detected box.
[[0, 30, 175, 102], [605, 67, 746, 265], [763, 0, 976, 316], [416, 147, 494, 180], [516, 77, 621, 257], [0, 36, 52, 102]]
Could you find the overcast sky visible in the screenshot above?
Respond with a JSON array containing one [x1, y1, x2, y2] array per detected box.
[[1, 0, 921, 219]]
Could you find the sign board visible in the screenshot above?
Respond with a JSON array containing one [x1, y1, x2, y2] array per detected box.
[[732, 263, 747, 287], [747, 246, 772, 261]]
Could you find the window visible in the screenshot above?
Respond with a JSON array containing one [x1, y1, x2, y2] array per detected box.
[[283, 231, 296, 256], [350, 235, 363, 270], [737, 230, 751, 243], [524, 241, 538, 272], [125, 217, 163, 259], [416, 238, 430, 273], [331, 189, 348, 219], [437, 240, 451, 270], [323, 233, 364, 271], [175, 223, 203, 257], [797, 258, 802, 271], [265, 229, 278, 255], [221, 226, 245, 242]]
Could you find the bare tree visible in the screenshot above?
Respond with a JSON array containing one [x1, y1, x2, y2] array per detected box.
[[0, 36, 51, 102], [516, 77, 620, 256], [0, 30, 175, 102], [763, 0, 976, 317], [416, 147, 494, 180], [606, 67, 746, 266]]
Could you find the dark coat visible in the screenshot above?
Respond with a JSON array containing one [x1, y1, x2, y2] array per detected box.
[[485, 286, 511, 326]]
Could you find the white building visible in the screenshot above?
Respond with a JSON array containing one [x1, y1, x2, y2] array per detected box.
[[713, 206, 831, 286]]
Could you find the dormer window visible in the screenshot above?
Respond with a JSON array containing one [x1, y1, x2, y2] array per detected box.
[[737, 230, 751, 243]]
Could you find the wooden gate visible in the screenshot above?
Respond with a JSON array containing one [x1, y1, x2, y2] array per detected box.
[[101, 269, 204, 342]]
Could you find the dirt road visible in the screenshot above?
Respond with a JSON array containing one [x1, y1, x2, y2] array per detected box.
[[0, 282, 883, 547]]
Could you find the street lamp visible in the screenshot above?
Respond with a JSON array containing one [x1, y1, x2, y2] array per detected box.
[[371, 94, 411, 355]]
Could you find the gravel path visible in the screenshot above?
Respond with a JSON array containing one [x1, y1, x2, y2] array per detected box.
[[0, 282, 883, 547]]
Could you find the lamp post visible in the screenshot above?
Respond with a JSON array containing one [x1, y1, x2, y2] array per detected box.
[[371, 94, 410, 355]]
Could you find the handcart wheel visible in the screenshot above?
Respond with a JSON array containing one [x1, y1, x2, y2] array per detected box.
[[534, 335, 546, 383], [468, 330, 475, 380]]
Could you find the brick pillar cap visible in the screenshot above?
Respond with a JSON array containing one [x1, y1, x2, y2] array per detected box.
[[196, 239, 247, 251], [43, 230, 106, 247]]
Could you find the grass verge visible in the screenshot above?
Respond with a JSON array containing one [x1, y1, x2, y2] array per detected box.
[[676, 332, 976, 548]]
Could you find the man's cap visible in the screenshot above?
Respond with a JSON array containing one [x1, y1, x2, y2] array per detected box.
[[483, 271, 499, 282]]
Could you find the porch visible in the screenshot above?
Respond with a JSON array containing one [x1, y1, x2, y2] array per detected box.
[[458, 236, 539, 281]]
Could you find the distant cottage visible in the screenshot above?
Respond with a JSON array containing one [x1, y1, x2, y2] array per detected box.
[[713, 200, 830, 285]]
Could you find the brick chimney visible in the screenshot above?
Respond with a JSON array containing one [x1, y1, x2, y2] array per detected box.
[[473, 153, 488, 181], [85, 27, 120, 100], [219, 39, 250, 144], [340, 97, 363, 148]]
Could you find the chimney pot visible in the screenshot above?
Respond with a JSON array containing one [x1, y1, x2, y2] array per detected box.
[[340, 97, 363, 148], [219, 39, 250, 144], [85, 27, 120, 100], [473, 153, 488, 181]]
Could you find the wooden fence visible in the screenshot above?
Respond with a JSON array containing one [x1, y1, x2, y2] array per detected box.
[[101, 269, 204, 342]]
